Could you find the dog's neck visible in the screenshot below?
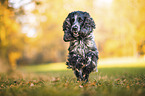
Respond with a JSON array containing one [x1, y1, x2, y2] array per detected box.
[[73, 33, 94, 41]]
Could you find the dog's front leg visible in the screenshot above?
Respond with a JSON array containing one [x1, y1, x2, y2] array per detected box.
[[86, 50, 99, 72], [83, 51, 98, 74], [74, 69, 83, 81]]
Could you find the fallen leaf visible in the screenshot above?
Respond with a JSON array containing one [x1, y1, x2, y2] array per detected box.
[[126, 85, 130, 89], [79, 85, 83, 88], [10, 84, 14, 87], [115, 78, 120, 81], [30, 83, 34, 87], [51, 77, 60, 82], [33, 80, 37, 83], [90, 82, 96, 86]]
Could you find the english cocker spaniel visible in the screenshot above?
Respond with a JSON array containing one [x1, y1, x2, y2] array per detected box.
[[63, 11, 99, 82]]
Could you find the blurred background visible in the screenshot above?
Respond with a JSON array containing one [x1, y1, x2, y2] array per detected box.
[[0, 0, 145, 71]]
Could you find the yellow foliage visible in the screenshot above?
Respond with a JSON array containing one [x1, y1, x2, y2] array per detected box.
[[0, 0, 145, 67], [8, 52, 21, 70]]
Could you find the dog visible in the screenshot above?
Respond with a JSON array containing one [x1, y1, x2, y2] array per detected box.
[[63, 11, 99, 82]]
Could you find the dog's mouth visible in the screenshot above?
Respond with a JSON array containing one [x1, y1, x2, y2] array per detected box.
[[71, 25, 80, 37]]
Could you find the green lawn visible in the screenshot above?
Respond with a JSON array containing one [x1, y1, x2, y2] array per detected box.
[[0, 66, 145, 96], [18, 57, 145, 72]]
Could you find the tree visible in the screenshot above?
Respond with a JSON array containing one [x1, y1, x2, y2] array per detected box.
[[0, 0, 24, 69]]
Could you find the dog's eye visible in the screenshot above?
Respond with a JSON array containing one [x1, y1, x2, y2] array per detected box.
[[72, 18, 75, 22], [78, 17, 83, 22]]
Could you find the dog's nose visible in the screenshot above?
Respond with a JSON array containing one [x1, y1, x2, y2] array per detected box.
[[72, 26, 78, 31]]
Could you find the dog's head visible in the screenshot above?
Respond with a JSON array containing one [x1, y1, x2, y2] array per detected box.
[[63, 11, 96, 38]]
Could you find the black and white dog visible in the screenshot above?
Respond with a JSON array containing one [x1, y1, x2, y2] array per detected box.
[[63, 11, 99, 82]]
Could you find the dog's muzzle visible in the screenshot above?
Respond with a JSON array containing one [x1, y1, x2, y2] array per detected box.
[[72, 26, 78, 31], [71, 25, 80, 37]]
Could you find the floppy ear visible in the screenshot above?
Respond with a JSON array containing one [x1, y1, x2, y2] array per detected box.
[[80, 12, 96, 37], [83, 12, 96, 29], [63, 14, 74, 42]]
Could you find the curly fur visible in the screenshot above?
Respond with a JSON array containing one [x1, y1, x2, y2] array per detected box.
[[63, 11, 99, 82]]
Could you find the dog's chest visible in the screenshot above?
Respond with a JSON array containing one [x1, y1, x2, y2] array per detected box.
[[69, 40, 88, 58]]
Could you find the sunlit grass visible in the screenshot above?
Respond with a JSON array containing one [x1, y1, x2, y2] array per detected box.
[[19, 58, 145, 72], [99, 57, 145, 68], [19, 62, 67, 72]]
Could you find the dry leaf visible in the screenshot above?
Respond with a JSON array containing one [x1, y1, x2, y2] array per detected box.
[[126, 86, 130, 89], [30, 83, 34, 87], [115, 78, 120, 81], [51, 77, 60, 82], [79, 85, 83, 88]]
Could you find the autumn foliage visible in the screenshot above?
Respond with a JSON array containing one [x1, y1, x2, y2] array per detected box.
[[0, 0, 145, 68]]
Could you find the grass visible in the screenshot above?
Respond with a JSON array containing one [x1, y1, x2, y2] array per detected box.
[[19, 62, 67, 72], [18, 57, 145, 72], [0, 58, 145, 96], [0, 67, 145, 96]]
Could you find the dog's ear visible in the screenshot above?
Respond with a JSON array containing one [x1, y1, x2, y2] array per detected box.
[[63, 13, 74, 42], [83, 12, 96, 29], [63, 15, 71, 32]]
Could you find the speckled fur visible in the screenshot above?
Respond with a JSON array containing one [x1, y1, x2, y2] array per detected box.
[[63, 11, 99, 82]]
